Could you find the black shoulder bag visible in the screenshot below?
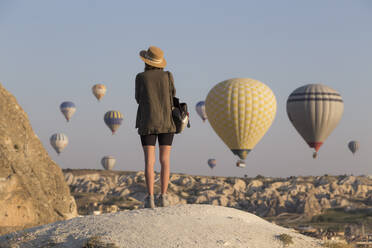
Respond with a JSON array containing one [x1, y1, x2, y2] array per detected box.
[[168, 72, 190, 134]]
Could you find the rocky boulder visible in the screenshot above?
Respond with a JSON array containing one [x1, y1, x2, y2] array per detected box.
[[0, 83, 77, 235], [301, 193, 322, 218]]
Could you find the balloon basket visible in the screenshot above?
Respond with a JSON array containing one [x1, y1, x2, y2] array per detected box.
[[312, 152, 318, 159], [236, 160, 246, 168]]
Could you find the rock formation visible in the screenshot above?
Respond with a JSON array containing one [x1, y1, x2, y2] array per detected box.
[[64, 169, 372, 219], [0, 83, 77, 235]]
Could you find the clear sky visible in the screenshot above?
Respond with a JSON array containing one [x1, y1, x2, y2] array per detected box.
[[1, 0, 371, 177]]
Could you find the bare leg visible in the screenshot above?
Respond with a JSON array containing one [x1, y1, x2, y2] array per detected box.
[[159, 145, 171, 194], [143, 146, 156, 195]]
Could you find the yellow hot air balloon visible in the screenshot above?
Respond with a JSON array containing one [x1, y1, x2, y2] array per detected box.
[[205, 78, 277, 164]]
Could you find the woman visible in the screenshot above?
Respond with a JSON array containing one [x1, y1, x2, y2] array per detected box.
[[135, 46, 176, 208]]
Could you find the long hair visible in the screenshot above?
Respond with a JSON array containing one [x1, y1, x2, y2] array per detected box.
[[144, 63, 163, 71]]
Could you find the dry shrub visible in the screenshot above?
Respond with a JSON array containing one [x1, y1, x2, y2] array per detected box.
[[82, 236, 119, 248], [277, 233, 294, 247]]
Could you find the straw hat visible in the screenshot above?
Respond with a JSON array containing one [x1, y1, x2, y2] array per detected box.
[[139, 46, 167, 68]]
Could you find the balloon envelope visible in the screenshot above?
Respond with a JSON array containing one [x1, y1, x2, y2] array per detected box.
[[101, 156, 116, 170], [207, 159, 216, 169], [60, 101, 76, 122], [50, 133, 68, 154], [348, 141, 359, 154], [196, 101, 207, 122], [286, 84, 344, 154], [92, 84, 107, 101], [205, 78, 277, 160], [104, 111, 124, 134]]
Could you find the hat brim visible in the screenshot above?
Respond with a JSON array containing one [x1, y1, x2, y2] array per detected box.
[[139, 50, 167, 68]]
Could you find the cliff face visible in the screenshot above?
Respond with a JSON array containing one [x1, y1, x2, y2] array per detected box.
[[0, 83, 77, 235], [64, 169, 372, 219]]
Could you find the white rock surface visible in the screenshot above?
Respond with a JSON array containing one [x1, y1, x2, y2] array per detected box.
[[0, 204, 322, 248]]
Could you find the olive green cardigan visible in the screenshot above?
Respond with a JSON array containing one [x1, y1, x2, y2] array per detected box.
[[135, 69, 176, 135]]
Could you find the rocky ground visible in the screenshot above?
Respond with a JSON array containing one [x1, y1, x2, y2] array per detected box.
[[0, 205, 324, 248], [63, 169, 372, 220]]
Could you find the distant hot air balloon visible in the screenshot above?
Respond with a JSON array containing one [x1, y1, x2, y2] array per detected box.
[[50, 133, 68, 154], [196, 101, 207, 122], [101, 156, 116, 170], [60, 101, 76, 122], [92, 84, 107, 101], [205, 78, 277, 167], [286, 84, 344, 158], [207, 159, 216, 169], [104, 110, 123, 134], [348, 141, 359, 155]]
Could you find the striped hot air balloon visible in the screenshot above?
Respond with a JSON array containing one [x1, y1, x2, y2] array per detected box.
[[60, 101, 76, 122], [348, 141, 359, 155], [205, 78, 277, 164], [286, 84, 344, 158], [104, 110, 123, 134], [196, 101, 207, 122], [92, 84, 107, 101], [101, 156, 116, 170], [207, 159, 216, 169], [50, 133, 68, 154]]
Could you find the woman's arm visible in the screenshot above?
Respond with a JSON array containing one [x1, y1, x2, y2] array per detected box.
[[135, 74, 140, 104]]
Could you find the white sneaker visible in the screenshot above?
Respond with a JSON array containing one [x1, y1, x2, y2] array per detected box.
[[158, 194, 169, 207], [144, 195, 155, 209]]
